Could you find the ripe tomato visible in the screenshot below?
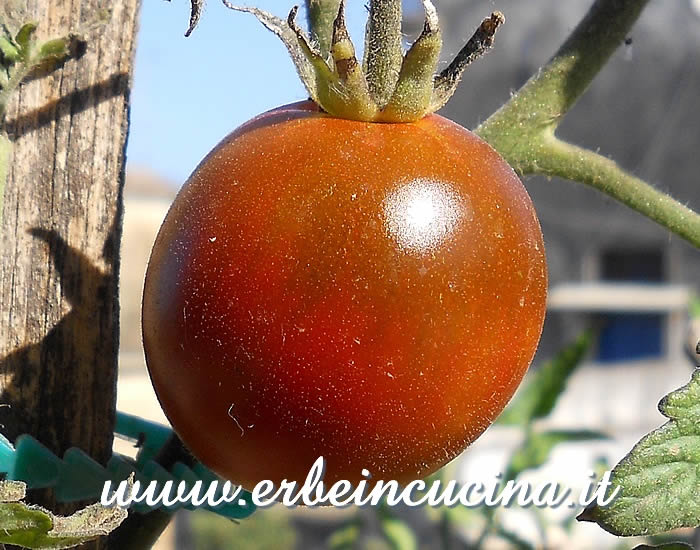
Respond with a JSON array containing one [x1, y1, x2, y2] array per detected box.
[[142, 101, 547, 490]]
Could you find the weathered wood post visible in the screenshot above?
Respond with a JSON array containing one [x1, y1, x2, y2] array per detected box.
[[0, 3, 140, 548]]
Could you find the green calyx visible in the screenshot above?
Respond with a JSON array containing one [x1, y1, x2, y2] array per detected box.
[[223, 0, 504, 123]]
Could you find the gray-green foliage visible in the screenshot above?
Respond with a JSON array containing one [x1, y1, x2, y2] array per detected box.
[[497, 332, 592, 426], [579, 369, 700, 536], [0, 480, 127, 549]]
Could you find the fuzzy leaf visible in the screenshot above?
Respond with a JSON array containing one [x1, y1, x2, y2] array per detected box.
[[578, 369, 700, 536], [0, 480, 26, 502], [0, 502, 54, 547], [14, 21, 36, 55], [38, 38, 69, 59], [497, 332, 592, 426], [0, 35, 20, 63], [505, 429, 608, 482], [0, 481, 127, 549]]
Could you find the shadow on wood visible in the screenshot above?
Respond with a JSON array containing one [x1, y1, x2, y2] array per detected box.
[[0, 226, 117, 510], [3, 73, 129, 141]]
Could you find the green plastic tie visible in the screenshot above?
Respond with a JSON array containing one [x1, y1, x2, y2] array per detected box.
[[0, 412, 256, 520]]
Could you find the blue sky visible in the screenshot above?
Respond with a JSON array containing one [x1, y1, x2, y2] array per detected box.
[[126, 0, 371, 185]]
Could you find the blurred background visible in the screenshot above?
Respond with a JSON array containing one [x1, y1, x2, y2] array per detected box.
[[118, 0, 700, 548]]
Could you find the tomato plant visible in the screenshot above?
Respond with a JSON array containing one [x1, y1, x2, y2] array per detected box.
[[142, 100, 547, 489]]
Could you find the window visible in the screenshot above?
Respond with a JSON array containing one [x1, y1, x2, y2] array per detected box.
[[600, 249, 664, 282], [596, 248, 664, 362]]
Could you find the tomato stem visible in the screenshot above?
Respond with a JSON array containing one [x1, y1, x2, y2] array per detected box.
[[538, 137, 700, 248], [377, 1, 441, 123], [476, 0, 700, 249], [224, 0, 502, 122], [363, 0, 403, 109], [476, 0, 651, 140], [307, 0, 340, 58]]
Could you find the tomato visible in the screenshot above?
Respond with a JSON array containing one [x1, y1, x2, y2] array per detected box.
[[142, 101, 547, 490]]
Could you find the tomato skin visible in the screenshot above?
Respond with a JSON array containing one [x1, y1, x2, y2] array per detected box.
[[142, 101, 547, 490]]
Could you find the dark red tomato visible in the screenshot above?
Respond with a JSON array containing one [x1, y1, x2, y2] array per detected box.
[[142, 101, 547, 490]]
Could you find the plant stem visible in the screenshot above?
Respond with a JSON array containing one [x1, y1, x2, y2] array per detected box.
[[364, 0, 403, 108], [476, 0, 700, 250], [305, 0, 404, 109], [108, 435, 194, 548], [477, 0, 650, 138], [0, 63, 32, 121], [538, 137, 700, 247], [306, 0, 340, 57], [107, 510, 173, 550], [440, 507, 452, 550]]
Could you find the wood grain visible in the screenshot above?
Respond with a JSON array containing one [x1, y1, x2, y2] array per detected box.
[[0, 1, 141, 534]]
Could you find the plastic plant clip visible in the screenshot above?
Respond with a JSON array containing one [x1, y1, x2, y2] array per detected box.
[[0, 412, 256, 519]]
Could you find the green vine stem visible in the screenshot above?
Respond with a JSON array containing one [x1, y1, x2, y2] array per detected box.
[[536, 138, 700, 246], [305, 0, 405, 110], [363, 0, 403, 109], [475, 0, 700, 249], [0, 62, 32, 120], [107, 435, 195, 549], [306, 0, 340, 58]]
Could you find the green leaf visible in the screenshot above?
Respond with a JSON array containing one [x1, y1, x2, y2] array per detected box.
[[38, 38, 69, 60], [442, 503, 482, 525], [497, 332, 592, 426], [578, 369, 700, 536], [0, 480, 127, 549], [688, 295, 700, 318], [379, 516, 417, 550], [328, 522, 361, 550], [14, 21, 36, 57], [0, 35, 20, 63], [0, 502, 55, 547], [504, 429, 608, 482]]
